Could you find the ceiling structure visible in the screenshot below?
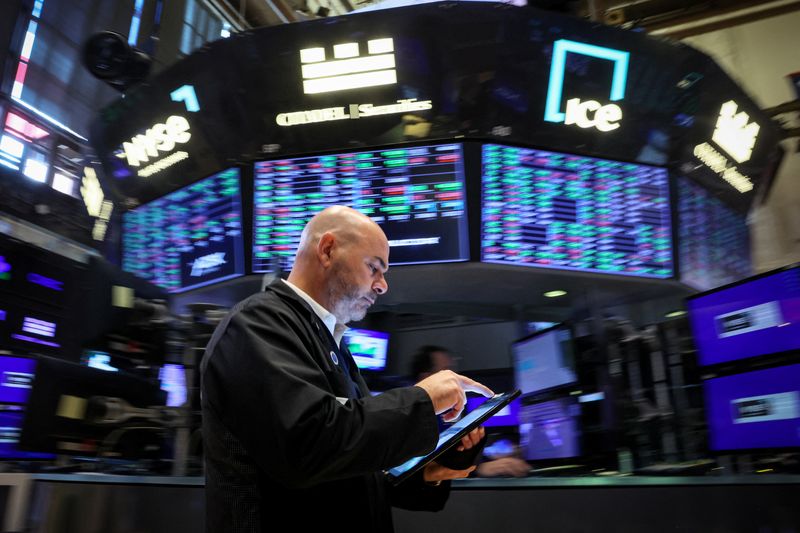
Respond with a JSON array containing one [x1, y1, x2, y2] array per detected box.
[[210, 0, 800, 36]]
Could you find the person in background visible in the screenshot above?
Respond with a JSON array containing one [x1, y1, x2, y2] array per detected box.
[[201, 206, 493, 533], [409, 345, 530, 478]]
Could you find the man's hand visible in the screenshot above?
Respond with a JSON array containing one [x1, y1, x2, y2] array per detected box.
[[422, 426, 485, 483], [415, 370, 494, 422], [423, 462, 475, 482], [475, 457, 530, 478]]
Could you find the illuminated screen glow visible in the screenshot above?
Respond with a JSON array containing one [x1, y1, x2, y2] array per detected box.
[[677, 176, 751, 291], [705, 363, 800, 451], [687, 266, 800, 366], [520, 397, 581, 461], [0, 355, 36, 404], [481, 144, 673, 278], [342, 328, 389, 371], [159, 363, 187, 407], [252, 144, 469, 272], [512, 325, 576, 396], [122, 168, 245, 293]]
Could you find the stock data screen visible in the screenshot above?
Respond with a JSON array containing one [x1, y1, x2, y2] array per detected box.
[[677, 176, 751, 291], [122, 168, 245, 293], [481, 144, 673, 278], [252, 144, 469, 272]]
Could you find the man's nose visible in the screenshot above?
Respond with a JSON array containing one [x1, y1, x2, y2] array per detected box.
[[373, 275, 388, 295]]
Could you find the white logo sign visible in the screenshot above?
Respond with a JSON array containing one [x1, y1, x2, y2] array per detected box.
[[190, 252, 227, 277], [693, 143, 753, 193], [80, 167, 104, 217], [564, 98, 622, 132], [544, 39, 629, 133], [276, 98, 432, 127], [711, 100, 760, 164], [121, 115, 191, 167], [300, 38, 396, 95]]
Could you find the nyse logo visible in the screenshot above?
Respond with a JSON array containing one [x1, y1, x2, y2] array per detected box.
[[121, 115, 191, 167], [299, 38, 396, 94], [712, 100, 760, 164], [544, 40, 630, 132]]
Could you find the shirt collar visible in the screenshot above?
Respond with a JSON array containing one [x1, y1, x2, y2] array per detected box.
[[281, 279, 348, 345]]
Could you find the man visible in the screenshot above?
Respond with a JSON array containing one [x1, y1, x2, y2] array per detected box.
[[201, 206, 493, 532]]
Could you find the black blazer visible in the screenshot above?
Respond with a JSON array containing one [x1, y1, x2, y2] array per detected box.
[[201, 279, 448, 532]]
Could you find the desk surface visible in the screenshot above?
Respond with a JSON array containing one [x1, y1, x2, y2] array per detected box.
[[2, 472, 797, 488]]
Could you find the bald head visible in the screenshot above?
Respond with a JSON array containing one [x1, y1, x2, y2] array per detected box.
[[287, 206, 389, 324], [296, 206, 382, 259]]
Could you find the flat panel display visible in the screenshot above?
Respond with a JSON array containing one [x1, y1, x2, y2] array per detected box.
[[519, 397, 581, 461], [0, 355, 36, 404], [512, 324, 576, 396], [122, 168, 245, 293], [704, 363, 800, 451], [0, 408, 55, 460], [686, 265, 800, 366], [252, 143, 469, 272], [677, 176, 751, 291], [159, 364, 188, 407], [1, 301, 66, 354], [342, 328, 389, 371], [466, 396, 520, 428], [481, 144, 673, 278]]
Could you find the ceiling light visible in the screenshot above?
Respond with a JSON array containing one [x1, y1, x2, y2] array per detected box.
[[544, 290, 567, 298]]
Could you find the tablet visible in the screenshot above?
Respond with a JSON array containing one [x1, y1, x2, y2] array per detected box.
[[385, 389, 521, 485]]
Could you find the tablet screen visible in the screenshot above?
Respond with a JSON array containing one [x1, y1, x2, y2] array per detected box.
[[386, 390, 520, 483]]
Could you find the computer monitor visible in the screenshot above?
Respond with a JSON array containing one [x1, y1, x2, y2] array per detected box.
[[342, 328, 389, 372], [82, 351, 119, 372], [519, 397, 581, 461], [1, 298, 69, 355], [481, 143, 673, 278], [252, 143, 470, 272], [0, 406, 54, 460], [159, 363, 187, 407], [0, 355, 36, 404], [0, 233, 78, 311], [686, 264, 800, 366], [704, 363, 800, 452], [677, 176, 751, 291], [122, 167, 245, 293], [466, 396, 520, 428], [512, 324, 577, 396], [19, 357, 167, 455]]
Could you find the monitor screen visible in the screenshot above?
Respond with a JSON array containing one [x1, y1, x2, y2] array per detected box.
[[466, 396, 520, 428], [2, 301, 66, 354], [82, 351, 119, 372], [0, 407, 54, 460], [342, 328, 389, 371], [686, 265, 800, 366], [512, 324, 577, 396], [519, 397, 581, 461], [704, 363, 800, 451], [481, 144, 673, 278], [159, 364, 187, 407], [252, 143, 470, 272], [0, 355, 36, 404], [677, 176, 751, 291], [122, 167, 245, 293]]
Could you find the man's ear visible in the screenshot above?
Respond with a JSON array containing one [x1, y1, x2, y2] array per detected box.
[[317, 232, 335, 267]]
